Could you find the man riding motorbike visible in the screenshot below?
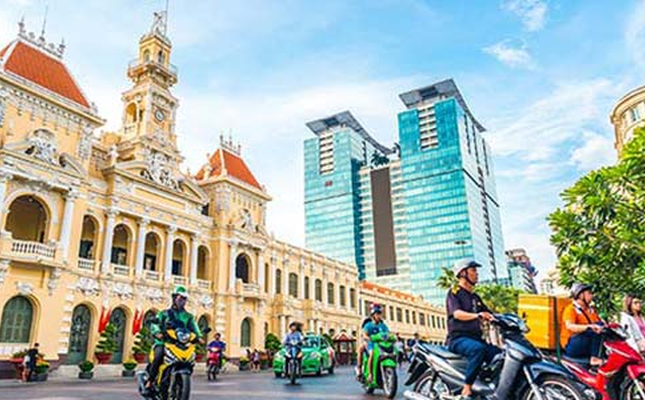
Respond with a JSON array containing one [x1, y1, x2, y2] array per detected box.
[[208, 332, 226, 369], [363, 303, 390, 384], [561, 283, 604, 366], [283, 321, 304, 345], [145, 285, 202, 392], [446, 259, 501, 400]]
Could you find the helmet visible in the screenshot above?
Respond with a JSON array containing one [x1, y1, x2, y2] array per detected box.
[[571, 283, 592, 299], [370, 303, 383, 316], [453, 259, 482, 277], [172, 285, 189, 299], [289, 321, 302, 329]]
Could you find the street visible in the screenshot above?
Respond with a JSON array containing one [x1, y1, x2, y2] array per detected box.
[[0, 366, 410, 400]]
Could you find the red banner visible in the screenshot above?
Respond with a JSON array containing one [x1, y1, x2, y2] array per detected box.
[[132, 309, 143, 335], [98, 306, 112, 333]]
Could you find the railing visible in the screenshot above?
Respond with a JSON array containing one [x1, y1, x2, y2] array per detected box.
[[197, 279, 211, 290], [173, 276, 187, 286], [242, 283, 261, 296], [111, 264, 130, 276], [11, 240, 55, 258], [144, 270, 160, 281], [78, 258, 95, 271], [128, 58, 178, 76]]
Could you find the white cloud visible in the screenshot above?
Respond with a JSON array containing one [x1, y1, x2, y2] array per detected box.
[[570, 131, 616, 171], [484, 40, 534, 68], [503, 0, 548, 32], [625, 0, 645, 67]]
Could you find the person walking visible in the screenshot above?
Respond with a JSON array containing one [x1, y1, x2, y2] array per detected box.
[[22, 343, 39, 382]]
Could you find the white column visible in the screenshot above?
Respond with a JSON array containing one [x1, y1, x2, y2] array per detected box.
[[101, 209, 117, 274], [279, 315, 286, 338], [228, 241, 238, 291], [269, 260, 275, 295], [0, 173, 11, 212], [345, 280, 351, 311], [308, 319, 314, 332], [300, 266, 306, 299], [283, 264, 289, 296], [59, 190, 78, 259], [323, 273, 329, 305], [134, 218, 149, 278], [189, 235, 199, 285], [257, 252, 265, 291], [164, 226, 176, 280]]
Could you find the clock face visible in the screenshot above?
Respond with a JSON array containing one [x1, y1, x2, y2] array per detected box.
[[154, 109, 165, 122]]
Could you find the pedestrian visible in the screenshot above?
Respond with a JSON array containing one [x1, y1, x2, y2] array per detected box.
[[621, 294, 645, 353], [395, 335, 405, 365], [22, 343, 39, 382], [252, 349, 261, 371]]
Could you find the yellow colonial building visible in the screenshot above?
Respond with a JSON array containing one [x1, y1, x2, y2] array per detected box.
[[0, 14, 445, 376], [610, 84, 645, 155]]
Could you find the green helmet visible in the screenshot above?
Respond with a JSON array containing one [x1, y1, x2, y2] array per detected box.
[[172, 285, 189, 299]]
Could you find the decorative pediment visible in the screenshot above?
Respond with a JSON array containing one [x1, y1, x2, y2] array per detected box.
[[26, 129, 58, 165], [59, 153, 87, 176], [140, 148, 180, 190]]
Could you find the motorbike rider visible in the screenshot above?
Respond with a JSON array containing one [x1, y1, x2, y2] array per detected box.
[[561, 283, 604, 366], [446, 259, 501, 400], [208, 332, 226, 369], [363, 303, 390, 384], [283, 321, 304, 345], [145, 285, 203, 391], [355, 316, 372, 378]]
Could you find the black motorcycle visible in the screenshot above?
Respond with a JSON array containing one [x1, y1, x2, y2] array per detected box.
[[404, 313, 597, 400], [284, 338, 303, 385]]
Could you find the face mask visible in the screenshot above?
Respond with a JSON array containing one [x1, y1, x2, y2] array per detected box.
[[175, 296, 187, 309]]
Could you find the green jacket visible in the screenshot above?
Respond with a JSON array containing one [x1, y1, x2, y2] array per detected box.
[[151, 307, 202, 346]]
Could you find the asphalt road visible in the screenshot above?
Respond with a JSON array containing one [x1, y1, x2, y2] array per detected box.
[[0, 366, 411, 400]]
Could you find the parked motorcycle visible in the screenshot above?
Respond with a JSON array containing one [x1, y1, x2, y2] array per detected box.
[[404, 313, 596, 400], [137, 323, 210, 400], [284, 338, 303, 385], [360, 332, 398, 399], [206, 347, 222, 381], [558, 323, 645, 400]]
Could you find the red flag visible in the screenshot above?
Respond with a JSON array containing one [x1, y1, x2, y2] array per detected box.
[[132, 309, 143, 335], [98, 306, 112, 333]]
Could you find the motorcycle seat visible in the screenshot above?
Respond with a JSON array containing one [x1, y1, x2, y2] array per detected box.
[[424, 345, 465, 360], [562, 354, 590, 367]]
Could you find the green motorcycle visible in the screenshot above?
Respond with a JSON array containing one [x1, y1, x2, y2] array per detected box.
[[360, 332, 398, 399]]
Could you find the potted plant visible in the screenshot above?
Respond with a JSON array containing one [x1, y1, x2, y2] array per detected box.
[[9, 349, 26, 378], [239, 356, 249, 371], [33, 360, 49, 382], [264, 333, 281, 363], [122, 359, 137, 377], [78, 360, 94, 380], [195, 342, 206, 363], [132, 326, 152, 363], [95, 323, 118, 364]]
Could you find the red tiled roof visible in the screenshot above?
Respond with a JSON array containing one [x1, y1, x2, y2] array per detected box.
[[195, 148, 262, 190], [0, 41, 90, 108], [360, 281, 416, 302]]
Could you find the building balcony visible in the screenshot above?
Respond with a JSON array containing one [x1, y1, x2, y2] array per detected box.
[[77, 258, 96, 271], [0, 233, 60, 267], [173, 276, 187, 286], [127, 58, 177, 83], [111, 264, 130, 277], [241, 282, 262, 298], [11, 239, 56, 258], [144, 270, 160, 281], [197, 279, 212, 291]]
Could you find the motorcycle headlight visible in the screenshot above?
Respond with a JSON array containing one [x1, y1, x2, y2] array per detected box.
[[177, 331, 190, 344]]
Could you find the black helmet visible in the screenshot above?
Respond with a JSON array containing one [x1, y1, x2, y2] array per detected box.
[[370, 303, 383, 316], [571, 283, 592, 299], [289, 321, 302, 329]]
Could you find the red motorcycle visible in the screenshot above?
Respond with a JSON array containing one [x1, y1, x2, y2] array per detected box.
[[559, 323, 645, 400], [207, 347, 222, 381]]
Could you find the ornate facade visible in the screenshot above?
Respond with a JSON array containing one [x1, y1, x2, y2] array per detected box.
[[611, 84, 645, 155], [0, 14, 445, 376]]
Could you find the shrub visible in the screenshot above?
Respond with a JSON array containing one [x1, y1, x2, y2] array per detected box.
[[123, 359, 137, 371], [78, 360, 94, 372], [34, 361, 49, 374], [132, 326, 153, 355], [95, 323, 118, 354]]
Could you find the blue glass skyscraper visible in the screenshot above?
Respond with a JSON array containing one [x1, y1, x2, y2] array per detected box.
[[304, 80, 505, 305]]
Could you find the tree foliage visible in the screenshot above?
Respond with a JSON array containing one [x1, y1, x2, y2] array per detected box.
[[95, 323, 118, 354], [264, 333, 281, 354], [549, 127, 645, 317]]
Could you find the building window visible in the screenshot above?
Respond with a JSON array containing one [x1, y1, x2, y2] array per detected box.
[[364, 300, 370, 316], [412, 311, 417, 325], [405, 310, 410, 324], [420, 313, 426, 326], [631, 106, 641, 122], [431, 315, 436, 329], [390, 306, 394, 320], [235, 253, 251, 283], [350, 288, 356, 308], [315, 279, 322, 302], [0, 296, 33, 343], [288, 273, 298, 298], [339, 286, 346, 307], [396, 308, 402, 323], [241, 318, 252, 348], [275, 270, 282, 294], [264, 264, 270, 293], [327, 283, 335, 305], [304, 276, 310, 299]]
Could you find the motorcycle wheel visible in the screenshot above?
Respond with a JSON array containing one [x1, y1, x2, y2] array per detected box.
[[413, 372, 450, 400], [521, 375, 586, 400], [621, 377, 645, 400], [382, 367, 398, 399], [274, 371, 281, 378], [171, 374, 191, 400], [290, 365, 297, 385]]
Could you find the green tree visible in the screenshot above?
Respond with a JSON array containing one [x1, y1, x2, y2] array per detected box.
[[95, 323, 118, 354], [549, 127, 645, 317], [436, 266, 458, 290], [370, 151, 389, 167], [476, 284, 521, 314], [264, 333, 281, 354], [132, 326, 153, 356]]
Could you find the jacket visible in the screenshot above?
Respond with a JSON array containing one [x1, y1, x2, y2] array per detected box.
[[621, 312, 645, 353]]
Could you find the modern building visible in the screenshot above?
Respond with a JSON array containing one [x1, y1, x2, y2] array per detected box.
[[505, 248, 538, 293], [305, 79, 506, 305], [611, 84, 645, 155], [0, 14, 445, 378]]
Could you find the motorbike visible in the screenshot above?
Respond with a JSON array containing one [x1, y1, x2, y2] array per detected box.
[[403, 313, 596, 400], [206, 347, 222, 381], [360, 332, 398, 399], [557, 323, 645, 400], [284, 338, 303, 385], [137, 323, 211, 400]]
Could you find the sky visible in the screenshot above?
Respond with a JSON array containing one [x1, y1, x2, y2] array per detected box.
[[0, 0, 643, 280]]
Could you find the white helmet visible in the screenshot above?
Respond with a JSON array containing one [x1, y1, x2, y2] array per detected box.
[[452, 259, 482, 277]]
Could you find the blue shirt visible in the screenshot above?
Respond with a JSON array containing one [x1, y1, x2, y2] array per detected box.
[[208, 340, 226, 351], [363, 320, 390, 337], [283, 331, 304, 346]]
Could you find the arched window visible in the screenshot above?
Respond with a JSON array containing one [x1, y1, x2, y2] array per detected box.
[[197, 315, 210, 340], [275, 270, 282, 294], [67, 304, 92, 364], [304, 276, 310, 300], [288, 273, 298, 297], [339, 285, 346, 307], [315, 279, 322, 302], [109, 308, 127, 364], [78, 216, 97, 260], [0, 296, 33, 343], [235, 254, 250, 283], [197, 246, 209, 280], [327, 283, 335, 305], [264, 264, 270, 293], [143, 310, 157, 331], [143, 49, 150, 62], [157, 50, 165, 64], [6, 195, 48, 242], [172, 239, 186, 276], [144, 233, 160, 271], [111, 224, 130, 266], [241, 318, 252, 348]]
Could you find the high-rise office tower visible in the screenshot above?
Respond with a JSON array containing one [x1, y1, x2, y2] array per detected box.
[[304, 79, 506, 304]]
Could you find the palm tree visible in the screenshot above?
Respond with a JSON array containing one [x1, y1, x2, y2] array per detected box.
[[436, 266, 457, 290]]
